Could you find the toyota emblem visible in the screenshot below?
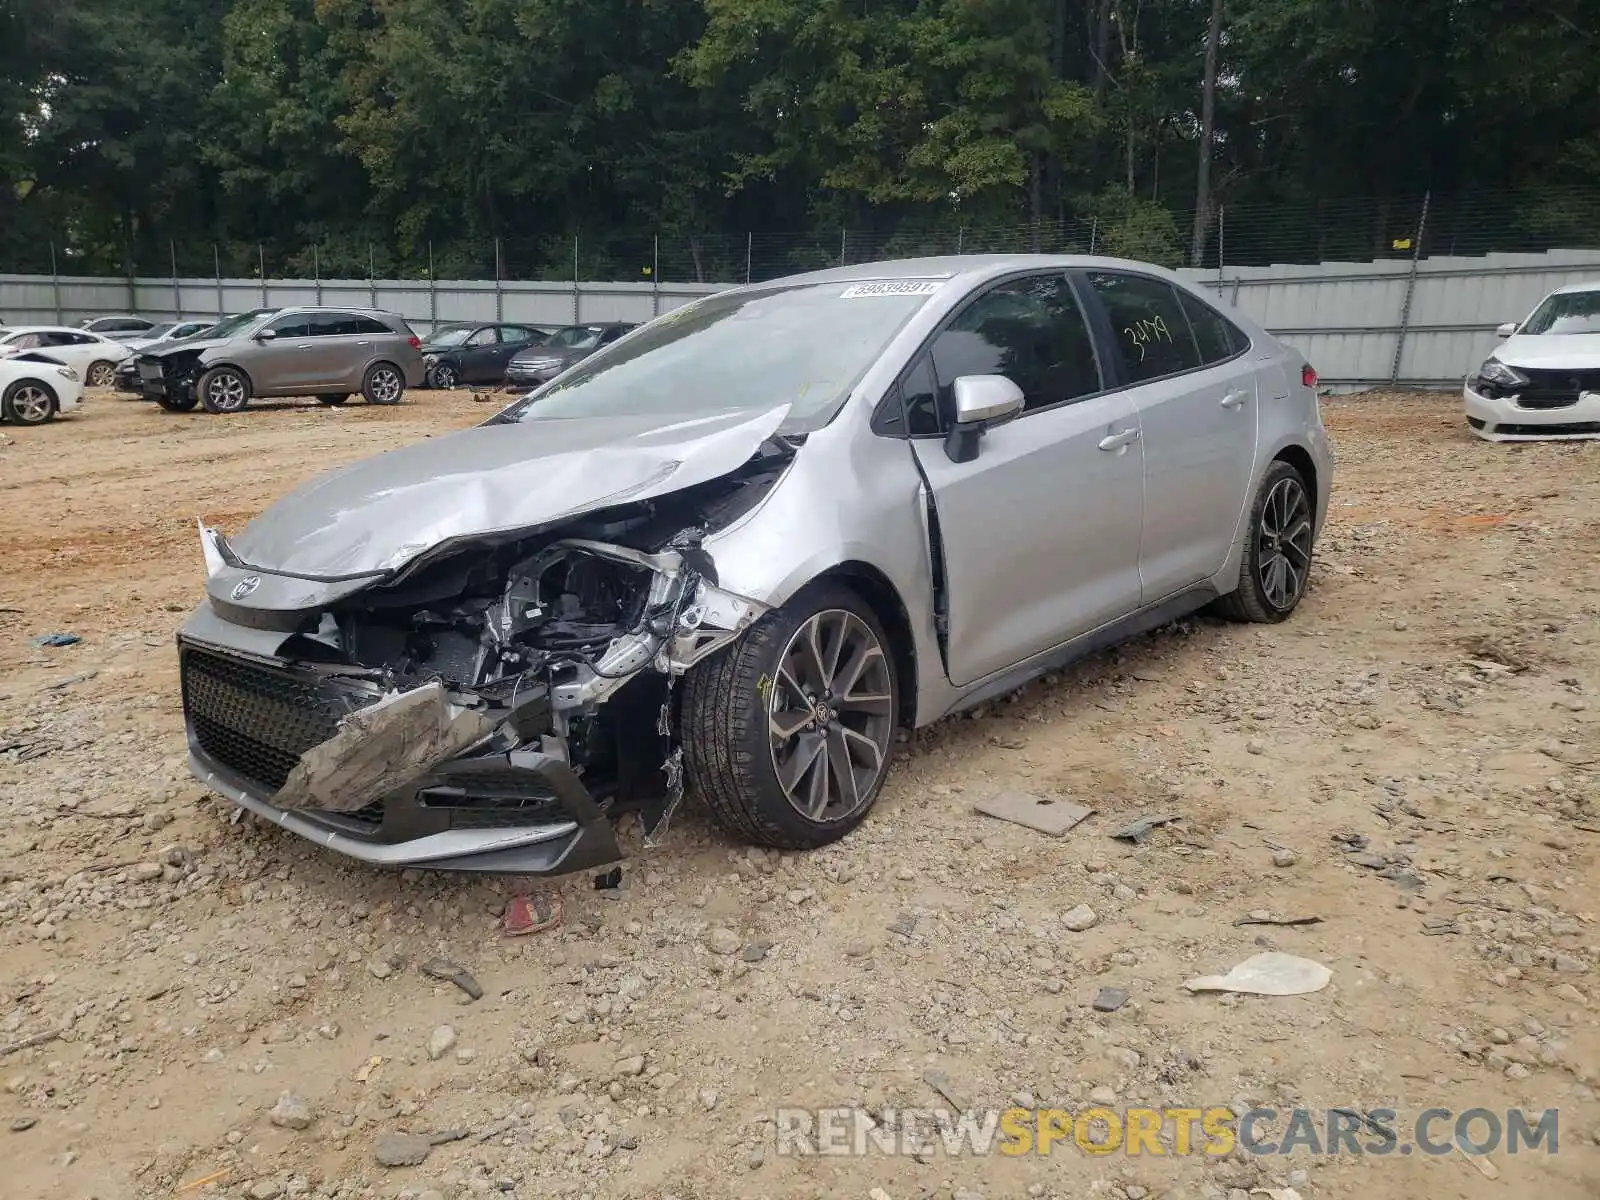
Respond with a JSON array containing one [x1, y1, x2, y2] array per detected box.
[[230, 575, 262, 600]]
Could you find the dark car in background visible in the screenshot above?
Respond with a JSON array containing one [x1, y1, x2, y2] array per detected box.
[[420, 322, 555, 388], [504, 322, 637, 391]]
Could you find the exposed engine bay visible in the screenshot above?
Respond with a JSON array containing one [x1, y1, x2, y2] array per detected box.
[[220, 441, 794, 837]]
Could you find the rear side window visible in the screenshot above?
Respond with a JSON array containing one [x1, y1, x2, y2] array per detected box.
[[354, 316, 392, 335], [1087, 272, 1202, 382], [501, 326, 536, 345], [1178, 290, 1249, 364]]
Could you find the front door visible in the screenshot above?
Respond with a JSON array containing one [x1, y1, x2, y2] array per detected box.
[[1080, 271, 1261, 600], [457, 327, 502, 382], [906, 272, 1146, 687]]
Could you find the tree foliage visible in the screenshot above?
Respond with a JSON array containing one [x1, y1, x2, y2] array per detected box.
[[3, 0, 1598, 275]]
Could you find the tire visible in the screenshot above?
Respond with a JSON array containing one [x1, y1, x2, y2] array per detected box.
[[682, 581, 900, 850], [197, 367, 251, 414], [2, 379, 57, 425], [155, 393, 199, 412], [86, 360, 117, 388], [316, 394, 350, 406], [428, 361, 459, 389], [362, 362, 405, 405], [1213, 459, 1316, 623]]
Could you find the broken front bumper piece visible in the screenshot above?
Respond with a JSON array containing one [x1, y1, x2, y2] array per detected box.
[[178, 564, 770, 874], [182, 644, 622, 874]]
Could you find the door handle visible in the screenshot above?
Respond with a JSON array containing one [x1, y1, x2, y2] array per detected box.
[[1220, 389, 1249, 410], [355, 340, 371, 347], [1097, 428, 1140, 452]]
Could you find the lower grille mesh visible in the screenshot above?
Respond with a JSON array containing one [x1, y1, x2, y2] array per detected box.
[[182, 647, 344, 793]]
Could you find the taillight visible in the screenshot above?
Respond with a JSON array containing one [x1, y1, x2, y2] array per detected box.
[[408, 336, 422, 350], [1301, 363, 1319, 389]]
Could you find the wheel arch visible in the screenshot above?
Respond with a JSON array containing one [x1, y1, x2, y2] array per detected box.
[[202, 361, 257, 393], [3, 375, 58, 410], [1272, 442, 1320, 525], [808, 560, 919, 730]]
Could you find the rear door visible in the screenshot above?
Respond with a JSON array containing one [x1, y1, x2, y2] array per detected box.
[[1079, 271, 1260, 601], [493, 326, 539, 378], [906, 271, 1146, 686]]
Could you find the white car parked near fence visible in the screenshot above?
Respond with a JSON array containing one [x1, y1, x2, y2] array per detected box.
[[0, 352, 83, 425], [0, 326, 135, 388], [1465, 281, 1600, 441]]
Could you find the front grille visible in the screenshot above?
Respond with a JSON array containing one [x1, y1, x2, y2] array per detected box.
[[182, 647, 345, 793], [1511, 367, 1600, 409], [138, 358, 163, 381]]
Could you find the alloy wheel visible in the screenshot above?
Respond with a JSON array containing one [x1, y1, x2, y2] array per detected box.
[[9, 385, 53, 424], [767, 609, 894, 823], [207, 373, 247, 411], [1258, 476, 1313, 611], [431, 363, 458, 389], [88, 361, 115, 388], [370, 368, 402, 403]]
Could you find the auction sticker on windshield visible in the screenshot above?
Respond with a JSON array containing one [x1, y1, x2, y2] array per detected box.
[[839, 280, 944, 298]]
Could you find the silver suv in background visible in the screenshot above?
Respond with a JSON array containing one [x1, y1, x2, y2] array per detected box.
[[133, 307, 426, 413]]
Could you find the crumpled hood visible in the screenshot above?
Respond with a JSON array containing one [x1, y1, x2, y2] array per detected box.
[[1498, 333, 1600, 369], [144, 335, 232, 358], [225, 404, 792, 578]]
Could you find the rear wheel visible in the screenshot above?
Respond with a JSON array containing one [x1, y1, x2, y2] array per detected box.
[[197, 367, 251, 414], [2, 380, 57, 425], [683, 582, 899, 850], [86, 360, 116, 388], [316, 394, 350, 406], [1213, 459, 1315, 623], [362, 362, 404, 405]]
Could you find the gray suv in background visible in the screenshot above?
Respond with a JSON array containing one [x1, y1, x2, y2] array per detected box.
[[133, 307, 426, 413]]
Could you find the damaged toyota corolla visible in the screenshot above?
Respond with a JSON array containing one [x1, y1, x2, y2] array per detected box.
[[180, 255, 1332, 874]]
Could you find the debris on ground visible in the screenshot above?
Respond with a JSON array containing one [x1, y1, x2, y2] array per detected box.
[[974, 789, 1094, 835], [1091, 986, 1130, 1012], [1183, 952, 1333, 996], [923, 1066, 974, 1111], [420, 957, 483, 1001], [1234, 912, 1324, 928], [31, 632, 81, 647], [502, 891, 562, 936], [1109, 813, 1179, 844], [373, 1131, 434, 1168]]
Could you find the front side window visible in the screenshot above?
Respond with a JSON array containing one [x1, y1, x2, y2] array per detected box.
[[1522, 290, 1600, 335], [467, 327, 497, 348], [264, 314, 311, 338], [502, 280, 941, 432], [930, 273, 1101, 416], [1087, 272, 1202, 382]]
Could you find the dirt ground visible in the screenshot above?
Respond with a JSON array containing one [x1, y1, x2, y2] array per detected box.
[[1, 387, 1597, 1200]]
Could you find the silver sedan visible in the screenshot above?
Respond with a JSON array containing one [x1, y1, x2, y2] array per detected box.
[[179, 255, 1332, 874]]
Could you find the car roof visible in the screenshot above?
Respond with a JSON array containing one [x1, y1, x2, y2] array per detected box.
[[755, 253, 1201, 291], [4, 325, 115, 335], [1549, 280, 1600, 296], [274, 305, 398, 315]]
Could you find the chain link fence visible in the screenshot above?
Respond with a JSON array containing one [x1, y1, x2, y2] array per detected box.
[[8, 188, 1600, 288]]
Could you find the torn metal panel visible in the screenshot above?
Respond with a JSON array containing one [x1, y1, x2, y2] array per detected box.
[[273, 682, 496, 813]]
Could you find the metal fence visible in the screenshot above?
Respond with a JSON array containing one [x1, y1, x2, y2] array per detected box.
[[4, 241, 1600, 392]]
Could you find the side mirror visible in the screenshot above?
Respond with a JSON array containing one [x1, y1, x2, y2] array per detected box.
[[255, 328, 277, 342], [1495, 322, 1517, 339], [945, 375, 1025, 463]]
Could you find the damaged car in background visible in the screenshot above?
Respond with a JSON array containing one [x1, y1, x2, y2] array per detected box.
[[181, 255, 1332, 874]]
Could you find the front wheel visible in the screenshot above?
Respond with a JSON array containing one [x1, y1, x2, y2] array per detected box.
[[1213, 459, 1316, 623], [2, 380, 57, 425], [682, 582, 899, 850], [197, 367, 251, 414], [362, 363, 404, 405], [86, 360, 117, 388], [428, 361, 459, 389]]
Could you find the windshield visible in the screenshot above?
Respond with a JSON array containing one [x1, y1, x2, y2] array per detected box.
[[502, 281, 941, 430], [205, 309, 278, 340], [144, 323, 175, 339], [1522, 290, 1600, 335], [426, 324, 476, 346]]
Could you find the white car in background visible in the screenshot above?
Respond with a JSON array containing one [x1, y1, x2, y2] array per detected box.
[[1466, 282, 1600, 441], [123, 319, 215, 352], [0, 351, 83, 425], [0, 326, 135, 387]]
